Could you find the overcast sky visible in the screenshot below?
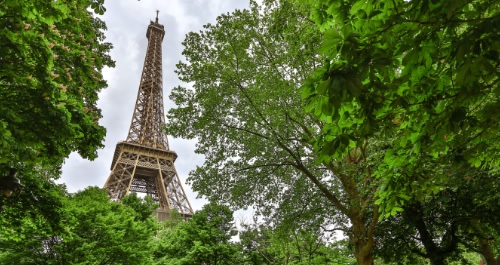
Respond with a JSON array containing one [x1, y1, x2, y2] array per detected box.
[[59, 1, 250, 212]]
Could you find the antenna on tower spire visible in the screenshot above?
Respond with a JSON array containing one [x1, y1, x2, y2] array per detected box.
[[155, 10, 159, 23]]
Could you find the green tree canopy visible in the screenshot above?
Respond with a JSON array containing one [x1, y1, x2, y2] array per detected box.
[[301, 0, 499, 217], [0, 165, 67, 243], [0, 187, 156, 265], [0, 0, 114, 237], [167, 1, 381, 263], [374, 164, 499, 265], [239, 222, 355, 264], [151, 203, 241, 265], [0, 0, 114, 170]]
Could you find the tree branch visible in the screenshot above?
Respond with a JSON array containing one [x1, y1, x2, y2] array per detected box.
[[222, 123, 269, 140], [233, 162, 295, 173]]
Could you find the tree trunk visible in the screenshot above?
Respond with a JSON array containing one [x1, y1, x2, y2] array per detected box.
[[350, 215, 375, 265], [477, 237, 496, 265], [405, 203, 446, 265], [471, 218, 496, 265]]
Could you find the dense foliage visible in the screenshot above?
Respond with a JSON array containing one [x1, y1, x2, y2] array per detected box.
[[166, 0, 498, 264], [1, 0, 497, 264], [0, 0, 114, 169], [0, 0, 114, 246], [301, 0, 499, 217], [240, 222, 356, 264], [151, 203, 241, 265], [374, 165, 499, 265], [0, 188, 157, 265], [300, 0, 499, 263], [166, 0, 382, 263]]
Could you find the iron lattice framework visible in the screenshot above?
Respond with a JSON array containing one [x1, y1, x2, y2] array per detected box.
[[104, 14, 193, 217]]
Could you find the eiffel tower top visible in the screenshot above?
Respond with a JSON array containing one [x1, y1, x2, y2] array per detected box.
[[125, 11, 169, 150]]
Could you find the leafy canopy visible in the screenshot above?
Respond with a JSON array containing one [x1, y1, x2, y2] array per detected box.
[[0, 0, 114, 170], [168, 0, 326, 220], [0, 187, 156, 265], [0, 0, 114, 244], [167, 1, 381, 263], [151, 203, 241, 265], [301, 0, 499, 216], [239, 222, 355, 264]]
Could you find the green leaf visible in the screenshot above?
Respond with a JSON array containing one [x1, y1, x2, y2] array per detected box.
[[317, 77, 333, 94], [346, 77, 362, 97], [319, 28, 341, 55]]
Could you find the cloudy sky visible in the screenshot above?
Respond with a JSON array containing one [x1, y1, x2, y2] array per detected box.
[[59, 0, 250, 212]]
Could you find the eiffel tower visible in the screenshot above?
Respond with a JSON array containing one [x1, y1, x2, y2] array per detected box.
[[104, 12, 193, 219]]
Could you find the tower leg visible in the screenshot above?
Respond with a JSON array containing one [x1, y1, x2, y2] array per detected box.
[[104, 151, 137, 202], [103, 143, 194, 217]]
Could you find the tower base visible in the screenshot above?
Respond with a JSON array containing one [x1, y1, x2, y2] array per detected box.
[[104, 141, 193, 217]]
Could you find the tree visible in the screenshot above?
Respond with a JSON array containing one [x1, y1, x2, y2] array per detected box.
[[167, 1, 382, 264], [122, 192, 158, 222], [0, 0, 114, 170], [374, 163, 499, 265], [0, 0, 114, 242], [0, 187, 156, 265], [0, 165, 67, 242], [239, 222, 355, 264], [300, 0, 499, 218], [151, 203, 241, 265]]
